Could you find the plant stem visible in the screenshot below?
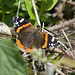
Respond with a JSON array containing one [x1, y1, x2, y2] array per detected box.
[[31, 0, 41, 26]]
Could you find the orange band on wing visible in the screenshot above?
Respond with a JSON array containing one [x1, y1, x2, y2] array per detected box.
[[42, 33, 48, 48], [16, 39, 25, 49], [16, 23, 31, 33], [16, 39, 32, 52], [26, 48, 32, 52]]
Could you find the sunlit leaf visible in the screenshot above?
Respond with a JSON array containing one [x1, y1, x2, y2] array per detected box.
[[24, 0, 36, 20], [41, 0, 58, 11], [59, 57, 75, 68]]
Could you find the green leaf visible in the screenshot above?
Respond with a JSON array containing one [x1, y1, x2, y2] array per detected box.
[[41, 0, 58, 11], [39, 0, 58, 19], [0, 39, 28, 75], [5, 6, 17, 14], [5, 14, 13, 27], [21, 3, 26, 11], [24, 0, 36, 20], [2, 0, 18, 8]]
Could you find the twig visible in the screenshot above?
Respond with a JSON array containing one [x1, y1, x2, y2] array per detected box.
[[62, 30, 72, 49], [60, 31, 75, 39], [49, 47, 71, 57], [48, 18, 75, 31], [32, 59, 37, 75], [22, 52, 31, 58], [16, 0, 21, 17], [50, 53, 59, 59], [67, 1, 75, 5], [56, 68, 65, 75], [60, 0, 75, 5], [62, 30, 74, 59], [31, 0, 41, 26], [55, 72, 58, 75], [61, 66, 75, 73], [58, 40, 74, 58]]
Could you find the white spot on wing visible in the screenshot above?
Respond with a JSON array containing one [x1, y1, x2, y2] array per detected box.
[[49, 43, 50, 45], [17, 25, 19, 26], [20, 18, 24, 23], [51, 43, 54, 47], [51, 37, 55, 42], [15, 22, 18, 25], [14, 22, 19, 27]]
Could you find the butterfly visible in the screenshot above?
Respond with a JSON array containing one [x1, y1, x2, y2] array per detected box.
[[13, 17, 60, 52]]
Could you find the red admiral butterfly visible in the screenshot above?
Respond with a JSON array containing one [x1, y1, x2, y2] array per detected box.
[[13, 17, 60, 52]]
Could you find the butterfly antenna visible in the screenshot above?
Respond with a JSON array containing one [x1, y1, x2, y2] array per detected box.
[[16, 0, 21, 17]]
